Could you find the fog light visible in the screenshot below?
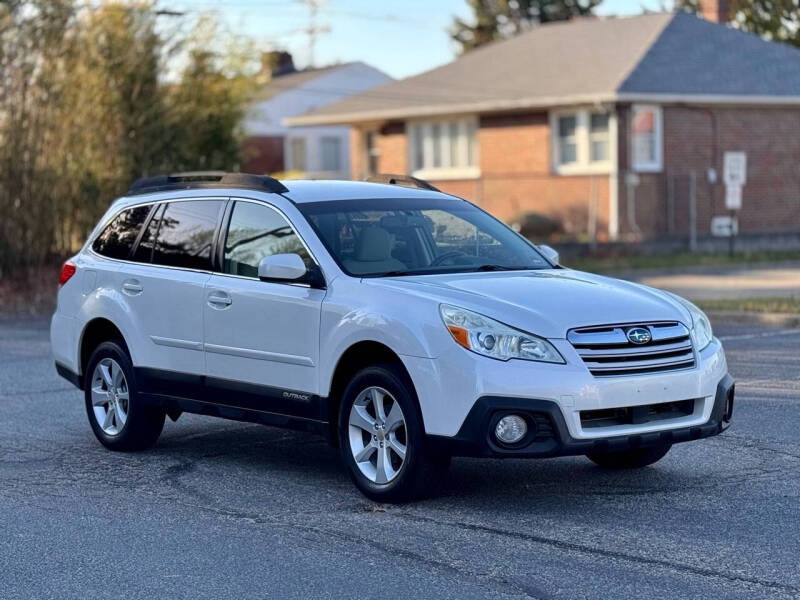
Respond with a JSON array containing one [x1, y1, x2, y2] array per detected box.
[[495, 414, 528, 444]]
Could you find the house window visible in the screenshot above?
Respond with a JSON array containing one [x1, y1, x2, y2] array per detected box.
[[557, 115, 578, 164], [365, 131, 379, 176], [590, 113, 609, 162], [551, 109, 613, 174], [407, 117, 479, 178], [631, 104, 662, 172], [320, 136, 341, 172], [289, 137, 306, 172]]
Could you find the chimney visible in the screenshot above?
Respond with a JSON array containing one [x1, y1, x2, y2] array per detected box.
[[700, 0, 729, 23], [259, 51, 295, 82]]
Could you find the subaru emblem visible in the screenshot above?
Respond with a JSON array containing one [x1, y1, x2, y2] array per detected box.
[[627, 327, 652, 345]]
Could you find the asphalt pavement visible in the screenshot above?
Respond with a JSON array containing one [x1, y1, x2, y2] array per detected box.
[[614, 261, 800, 300], [1, 317, 799, 599]]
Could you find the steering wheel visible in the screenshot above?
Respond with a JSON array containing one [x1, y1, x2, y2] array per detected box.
[[430, 250, 468, 266]]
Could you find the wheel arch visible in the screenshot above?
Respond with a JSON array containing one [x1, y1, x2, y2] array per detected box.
[[326, 340, 421, 445], [79, 318, 129, 379]]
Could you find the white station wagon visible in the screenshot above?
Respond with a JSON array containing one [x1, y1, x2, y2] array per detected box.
[[51, 172, 735, 502]]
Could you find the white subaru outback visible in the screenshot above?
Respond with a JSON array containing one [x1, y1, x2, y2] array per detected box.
[[51, 172, 735, 502]]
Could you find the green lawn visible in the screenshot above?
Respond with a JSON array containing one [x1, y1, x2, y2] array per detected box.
[[696, 297, 800, 314], [564, 250, 800, 274]]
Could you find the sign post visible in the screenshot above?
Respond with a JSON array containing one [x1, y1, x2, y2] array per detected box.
[[722, 152, 746, 255]]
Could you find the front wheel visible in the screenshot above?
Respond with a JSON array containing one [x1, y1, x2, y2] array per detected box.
[[338, 364, 447, 503], [586, 444, 672, 469]]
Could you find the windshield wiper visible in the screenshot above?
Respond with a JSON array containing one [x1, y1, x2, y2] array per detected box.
[[376, 265, 540, 277], [474, 264, 536, 271], [378, 270, 420, 277]]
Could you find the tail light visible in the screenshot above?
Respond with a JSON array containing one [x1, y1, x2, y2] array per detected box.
[[59, 261, 77, 286]]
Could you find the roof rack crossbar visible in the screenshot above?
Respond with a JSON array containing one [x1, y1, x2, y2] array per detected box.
[[365, 174, 440, 192], [127, 171, 288, 195]]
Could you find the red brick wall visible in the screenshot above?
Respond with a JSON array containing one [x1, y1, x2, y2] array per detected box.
[[349, 113, 610, 238], [618, 104, 800, 237], [349, 128, 364, 179], [350, 123, 408, 179], [375, 122, 408, 174], [241, 135, 285, 174]]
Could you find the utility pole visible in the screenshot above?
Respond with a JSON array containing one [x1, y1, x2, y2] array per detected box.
[[303, 0, 330, 68]]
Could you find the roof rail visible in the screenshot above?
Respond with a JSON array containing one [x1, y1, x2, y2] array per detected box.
[[127, 171, 288, 196], [365, 174, 440, 192]]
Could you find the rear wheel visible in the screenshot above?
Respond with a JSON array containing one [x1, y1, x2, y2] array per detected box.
[[84, 341, 165, 451], [338, 364, 447, 503], [586, 444, 672, 469]]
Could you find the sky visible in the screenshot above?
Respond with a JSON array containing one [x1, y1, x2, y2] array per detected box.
[[168, 0, 671, 80]]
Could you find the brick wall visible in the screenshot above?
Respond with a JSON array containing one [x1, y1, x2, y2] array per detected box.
[[350, 113, 610, 238], [241, 135, 285, 174], [375, 122, 408, 174], [350, 123, 408, 180], [349, 128, 364, 179], [617, 104, 800, 238]]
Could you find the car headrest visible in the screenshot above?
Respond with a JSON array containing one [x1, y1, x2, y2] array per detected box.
[[355, 227, 394, 262]]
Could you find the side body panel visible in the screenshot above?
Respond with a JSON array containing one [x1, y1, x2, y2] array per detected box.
[[203, 274, 325, 395]]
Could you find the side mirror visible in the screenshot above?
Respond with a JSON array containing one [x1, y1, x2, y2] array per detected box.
[[258, 253, 308, 282], [538, 244, 559, 265]]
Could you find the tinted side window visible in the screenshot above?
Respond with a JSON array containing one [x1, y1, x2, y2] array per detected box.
[[131, 203, 163, 263], [152, 200, 223, 270], [223, 201, 311, 278], [92, 205, 151, 259]]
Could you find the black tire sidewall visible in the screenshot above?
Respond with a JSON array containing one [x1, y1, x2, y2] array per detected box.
[[338, 364, 427, 502]]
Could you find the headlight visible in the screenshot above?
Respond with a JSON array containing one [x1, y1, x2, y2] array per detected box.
[[667, 293, 713, 351], [439, 304, 565, 363]]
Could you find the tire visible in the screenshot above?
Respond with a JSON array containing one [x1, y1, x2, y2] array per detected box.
[[586, 444, 672, 469], [84, 340, 165, 451], [338, 363, 448, 503]]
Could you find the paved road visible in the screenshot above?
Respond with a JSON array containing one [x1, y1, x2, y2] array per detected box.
[[612, 261, 800, 301], [1, 318, 799, 599]]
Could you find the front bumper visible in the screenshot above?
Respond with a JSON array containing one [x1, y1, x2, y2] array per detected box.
[[427, 373, 735, 458]]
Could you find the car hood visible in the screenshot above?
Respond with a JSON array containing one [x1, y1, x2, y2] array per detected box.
[[367, 269, 689, 339]]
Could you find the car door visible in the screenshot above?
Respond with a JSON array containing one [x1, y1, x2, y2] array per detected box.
[[203, 199, 326, 418], [122, 198, 225, 393]]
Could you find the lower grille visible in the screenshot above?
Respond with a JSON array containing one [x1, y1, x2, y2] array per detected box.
[[581, 399, 697, 428], [568, 321, 695, 376], [530, 413, 556, 442]]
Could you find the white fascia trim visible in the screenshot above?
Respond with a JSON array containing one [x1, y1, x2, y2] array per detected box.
[[616, 92, 800, 106], [285, 93, 619, 126], [411, 166, 481, 181], [286, 92, 800, 126]]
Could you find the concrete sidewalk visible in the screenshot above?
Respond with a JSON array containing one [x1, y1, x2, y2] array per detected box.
[[609, 261, 800, 301]]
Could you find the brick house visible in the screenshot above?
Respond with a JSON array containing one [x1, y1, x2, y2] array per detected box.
[[286, 9, 800, 241]]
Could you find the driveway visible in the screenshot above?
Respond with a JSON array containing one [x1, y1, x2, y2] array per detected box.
[[1, 317, 799, 599]]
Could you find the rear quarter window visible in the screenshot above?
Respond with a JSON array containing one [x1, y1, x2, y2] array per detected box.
[[151, 200, 224, 270], [92, 205, 152, 260]]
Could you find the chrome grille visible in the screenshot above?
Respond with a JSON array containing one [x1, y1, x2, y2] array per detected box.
[[567, 322, 695, 377]]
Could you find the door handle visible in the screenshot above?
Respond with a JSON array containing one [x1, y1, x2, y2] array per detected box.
[[122, 280, 143, 295], [207, 292, 232, 308]]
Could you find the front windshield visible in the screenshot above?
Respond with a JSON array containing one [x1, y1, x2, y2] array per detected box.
[[298, 196, 552, 277]]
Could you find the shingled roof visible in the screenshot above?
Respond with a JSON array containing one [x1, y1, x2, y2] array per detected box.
[[287, 12, 800, 126]]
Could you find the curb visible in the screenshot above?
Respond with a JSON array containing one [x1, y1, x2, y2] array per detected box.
[[706, 310, 800, 328]]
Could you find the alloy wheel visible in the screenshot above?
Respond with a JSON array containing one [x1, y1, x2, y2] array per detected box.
[[348, 386, 407, 484], [90, 358, 129, 436]]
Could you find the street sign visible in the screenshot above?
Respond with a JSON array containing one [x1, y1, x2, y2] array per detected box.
[[711, 215, 738, 237], [723, 151, 747, 186], [725, 184, 742, 210]]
